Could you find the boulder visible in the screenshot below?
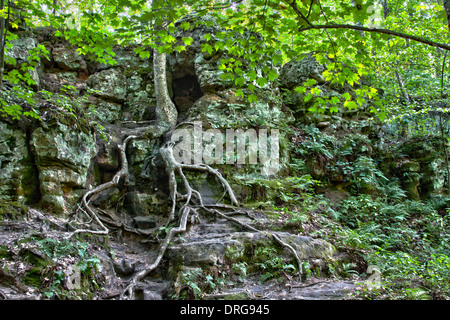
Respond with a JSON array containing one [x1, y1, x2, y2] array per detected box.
[[87, 97, 123, 124], [185, 89, 291, 129], [52, 45, 87, 71], [168, 219, 336, 280], [31, 122, 96, 215], [7, 36, 38, 65], [6, 36, 40, 87], [87, 68, 127, 102], [39, 71, 83, 93], [279, 53, 325, 90], [0, 122, 38, 204], [194, 53, 232, 93], [399, 160, 420, 173], [86, 46, 152, 74], [124, 191, 167, 217]]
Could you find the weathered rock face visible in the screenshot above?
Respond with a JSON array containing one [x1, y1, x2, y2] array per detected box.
[[167, 214, 341, 299], [396, 136, 447, 197], [185, 89, 292, 129], [87, 97, 123, 124], [168, 18, 232, 94], [1, 30, 165, 216], [30, 121, 96, 215], [279, 52, 325, 90], [6, 35, 40, 87], [87, 68, 128, 103], [52, 45, 87, 71], [169, 227, 335, 269], [0, 122, 38, 204]]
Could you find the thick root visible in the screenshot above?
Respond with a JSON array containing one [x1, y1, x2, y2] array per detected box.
[[68, 135, 136, 238], [121, 141, 239, 298], [120, 141, 304, 299]]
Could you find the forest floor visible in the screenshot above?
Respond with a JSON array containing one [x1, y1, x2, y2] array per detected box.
[[0, 205, 359, 300]]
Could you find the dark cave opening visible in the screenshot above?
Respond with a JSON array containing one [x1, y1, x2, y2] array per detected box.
[[172, 74, 203, 118]]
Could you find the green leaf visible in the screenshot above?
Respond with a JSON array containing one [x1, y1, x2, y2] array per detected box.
[[272, 53, 283, 65], [256, 77, 268, 87], [248, 94, 258, 103], [214, 41, 225, 51], [308, 105, 317, 113], [267, 69, 278, 82], [342, 92, 351, 100], [182, 37, 193, 46], [304, 93, 313, 102], [139, 50, 151, 59], [174, 45, 186, 52], [344, 100, 358, 110], [203, 33, 212, 41], [202, 43, 213, 55], [304, 78, 317, 86], [235, 77, 245, 86], [295, 86, 307, 94], [180, 21, 190, 31], [220, 72, 235, 81], [330, 96, 340, 105], [310, 87, 322, 95], [356, 97, 366, 106], [247, 70, 257, 81]]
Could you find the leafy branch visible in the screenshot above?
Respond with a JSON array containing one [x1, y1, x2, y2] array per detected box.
[[298, 23, 450, 52]]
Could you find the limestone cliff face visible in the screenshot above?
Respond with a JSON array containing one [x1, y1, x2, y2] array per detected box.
[[1, 24, 447, 218], [1, 23, 449, 301], [0, 24, 292, 216]]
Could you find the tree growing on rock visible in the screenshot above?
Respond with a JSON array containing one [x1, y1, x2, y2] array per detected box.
[[3, 0, 450, 300]]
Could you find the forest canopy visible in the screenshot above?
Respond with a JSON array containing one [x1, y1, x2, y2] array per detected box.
[[2, 0, 450, 122]]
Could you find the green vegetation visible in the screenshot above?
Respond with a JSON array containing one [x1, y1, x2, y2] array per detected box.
[[0, 200, 28, 220], [283, 118, 450, 299], [15, 234, 104, 299], [2, 0, 450, 301]]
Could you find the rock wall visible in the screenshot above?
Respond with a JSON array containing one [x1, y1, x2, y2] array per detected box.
[[1, 23, 447, 218], [1, 21, 449, 301], [0, 23, 290, 218]]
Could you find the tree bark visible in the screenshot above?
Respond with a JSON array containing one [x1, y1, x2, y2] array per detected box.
[[298, 23, 450, 52], [444, 0, 450, 31], [153, 48, 178, 131], [0, 0, 6, 93]]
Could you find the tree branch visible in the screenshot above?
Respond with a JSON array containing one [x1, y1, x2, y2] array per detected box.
[[288, 0, 314, 28], [298, 23, 450, 52]]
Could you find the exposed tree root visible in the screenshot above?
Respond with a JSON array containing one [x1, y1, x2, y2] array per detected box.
[[200, 203, 303, 281], [119, 141, 303, 299], [69, 136, 304, 299], [67, 48, 303, 299], [120, 141, 239, 299], [67, 135, 136, 238]]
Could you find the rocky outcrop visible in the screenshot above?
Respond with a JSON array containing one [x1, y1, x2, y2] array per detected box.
[[52, 45, 87, 71], [30, 121, 96, 215], [1, 21, 448, 301], [279, 52, 325, 89], [87, 68, 128, 103], [6, 35, 40, 87], [0, 122, 38, 204]]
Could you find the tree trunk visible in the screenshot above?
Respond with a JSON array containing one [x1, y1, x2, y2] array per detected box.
[[0, 0, 6, 93], [444, 0, 450, 31], [153, 48, 178, 131], [441, 1, 450, 194]]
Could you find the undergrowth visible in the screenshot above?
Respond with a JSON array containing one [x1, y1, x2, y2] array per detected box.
[[284, 123, 450, 300]]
